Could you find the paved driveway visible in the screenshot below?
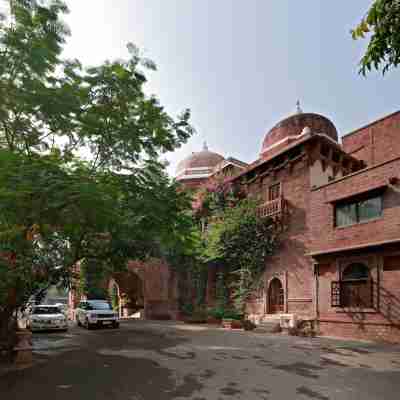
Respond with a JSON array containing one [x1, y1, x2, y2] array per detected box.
[[1, 320, 400, 399]]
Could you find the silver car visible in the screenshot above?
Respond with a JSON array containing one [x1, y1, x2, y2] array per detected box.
[[28, 305, 68, 332], [75, 300, 119, 329]]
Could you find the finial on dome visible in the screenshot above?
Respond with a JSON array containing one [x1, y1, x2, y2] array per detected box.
[[203, 141, 209, 151], [296, 100, 303, 114]]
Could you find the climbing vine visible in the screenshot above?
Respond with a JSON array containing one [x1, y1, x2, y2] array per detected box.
[[190, 177, 282, 317]]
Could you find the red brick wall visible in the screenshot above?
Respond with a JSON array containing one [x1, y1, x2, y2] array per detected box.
[[318, 320, 400, 343], [315, 249, 400, 343], [178, 177, 209, 190], [246, 156, 315, 317], [342, 111, 400, 166], [127, 259, 177, 319], [310, 158, 400, 254]]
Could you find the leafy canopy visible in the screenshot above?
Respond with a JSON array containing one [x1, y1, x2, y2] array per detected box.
[[196, 181, 281, 315], [0, 0, 195, 347], [352, 0, 400, 75]]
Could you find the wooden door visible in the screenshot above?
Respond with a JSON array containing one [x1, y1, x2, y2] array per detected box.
[[268, 278, 284, 314]]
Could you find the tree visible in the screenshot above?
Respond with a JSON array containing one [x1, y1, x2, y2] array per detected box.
[[191, 179, 281, 317], [0, 0, 195, 355], [203, 199, 281, 315], [352, 0, 400, 75]]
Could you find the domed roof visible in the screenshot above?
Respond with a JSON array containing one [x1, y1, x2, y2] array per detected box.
[[176, 142, 225, 177], [261, 112, 338, 157]]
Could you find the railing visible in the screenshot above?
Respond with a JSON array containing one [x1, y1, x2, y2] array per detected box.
[[257, 197, 286, 219]]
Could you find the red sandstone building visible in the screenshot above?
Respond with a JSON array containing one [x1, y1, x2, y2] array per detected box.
[[176, 109, 400, 343], [69, 107, 400, 343]]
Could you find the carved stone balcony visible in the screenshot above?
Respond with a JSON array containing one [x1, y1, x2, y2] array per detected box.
[[257, 196, 286, 219]]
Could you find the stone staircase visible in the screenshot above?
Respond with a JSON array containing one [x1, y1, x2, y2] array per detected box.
[[253, 315, 281, 333]]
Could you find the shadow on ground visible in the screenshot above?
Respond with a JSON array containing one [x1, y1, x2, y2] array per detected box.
[[0, 326, 206, 400]]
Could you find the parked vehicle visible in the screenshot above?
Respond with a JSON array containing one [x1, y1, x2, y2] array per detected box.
[[75, 300, 119, 329], [27, 305, 68, 332]]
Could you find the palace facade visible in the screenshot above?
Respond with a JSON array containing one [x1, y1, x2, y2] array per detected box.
[[176, 109, 400, 343], [68, 108, 400, 343]]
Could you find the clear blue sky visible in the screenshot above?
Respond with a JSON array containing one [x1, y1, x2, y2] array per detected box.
[[63, 1, 399, 176]]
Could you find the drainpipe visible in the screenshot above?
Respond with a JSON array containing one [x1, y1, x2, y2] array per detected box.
[[313, 263, 319, 317]]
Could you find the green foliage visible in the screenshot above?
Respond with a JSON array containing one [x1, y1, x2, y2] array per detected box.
[[0, 1, 194, 164], [215, 271, 229, 310], [203, 199, 281, 314], [184, 305, 208, 323], [207, 307, 224, 320], [79, 259, 107, 300], [220, 309, 243, 321], [208, 307, 242, 321], [0, 0, 195, 352], [110, 284, 119, 311], [352, 0, 400, 74], [180, 302, 194, 317]]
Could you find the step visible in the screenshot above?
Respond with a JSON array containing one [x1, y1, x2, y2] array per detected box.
[[253, 321, 281, 333], [260, 316, 281, 324]]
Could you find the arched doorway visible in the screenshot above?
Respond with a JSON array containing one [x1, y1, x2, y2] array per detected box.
[[268, 278, 284, 314], [113, 271, 144, 318]]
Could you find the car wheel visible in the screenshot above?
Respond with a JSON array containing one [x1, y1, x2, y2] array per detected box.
[[112, 321, 120, 329], [85, 318, 93, 330]]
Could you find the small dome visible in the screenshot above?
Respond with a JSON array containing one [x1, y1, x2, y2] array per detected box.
[[261, 113, 338, 157], [176, 142, 225, 178]]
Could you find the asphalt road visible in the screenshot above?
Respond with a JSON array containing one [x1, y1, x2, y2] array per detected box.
[[1, 320, 400, 399]]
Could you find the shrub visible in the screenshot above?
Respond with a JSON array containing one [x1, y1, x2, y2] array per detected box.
[[222, 309, 243, 321], [180, 303, 194, 316], [184, 305, 208, 324], [242, 320, 256, 331], [207, 307, 224, 320]]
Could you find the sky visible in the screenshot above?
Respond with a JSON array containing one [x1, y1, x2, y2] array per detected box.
[[62, 1, 400, 176]]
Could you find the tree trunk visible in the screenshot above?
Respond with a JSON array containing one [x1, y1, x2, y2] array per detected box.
[[0, 308, 17, 362]]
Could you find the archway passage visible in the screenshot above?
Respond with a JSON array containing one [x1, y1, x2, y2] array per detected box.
[[268, 278, 284, 314], [113, 272, 144, 318]]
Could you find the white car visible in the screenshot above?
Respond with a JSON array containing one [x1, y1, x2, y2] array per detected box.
[[28, 305, 68, 332], [75, 300, 119, 329]]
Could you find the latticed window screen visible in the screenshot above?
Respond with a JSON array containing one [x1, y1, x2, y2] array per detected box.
[[331, 281, 341, 307], [331, 263, 374, 308], [268, 183, 281, 201], [341, 280, 373, 308]]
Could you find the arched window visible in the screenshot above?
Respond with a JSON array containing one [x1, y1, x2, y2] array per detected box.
[[342, 263, 369, 281], [341, 263, 372, 308]]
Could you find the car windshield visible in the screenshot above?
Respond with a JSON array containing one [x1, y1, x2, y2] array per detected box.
[[33, 306, 61, 315], [87, 302, 111, 310]]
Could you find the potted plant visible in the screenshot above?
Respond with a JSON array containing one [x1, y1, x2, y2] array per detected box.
[[184, 305, 208, 324], [221, 309, 243, 329], [207, 307, 223, 324]]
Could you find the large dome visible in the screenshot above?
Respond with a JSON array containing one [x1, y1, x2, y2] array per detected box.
[[261, 112, 338, 157], [176, 143, 225, 179]]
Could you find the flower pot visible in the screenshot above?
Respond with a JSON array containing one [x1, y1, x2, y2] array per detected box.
[[222, 319, 242, 329], [207, 317, 222, 325]]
